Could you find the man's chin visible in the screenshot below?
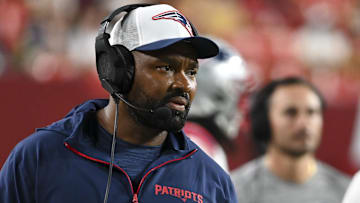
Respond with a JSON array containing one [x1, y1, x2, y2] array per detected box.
[[132, 108, 188, 132], [155, 113, 187, 132], [280, 147, 313, 158]]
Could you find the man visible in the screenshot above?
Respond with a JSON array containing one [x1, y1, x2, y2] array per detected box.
[[184, 37, 251, 172], [231, 77, 350, 203], [0, 4, 237, 203]]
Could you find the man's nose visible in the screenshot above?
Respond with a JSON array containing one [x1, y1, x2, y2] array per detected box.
[[171, 72, 193, 92], [295, 113, 311, 128]]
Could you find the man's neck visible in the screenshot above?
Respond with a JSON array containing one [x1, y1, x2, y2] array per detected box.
[[264, 147, 317, 184], [96, 100, 168, 146]]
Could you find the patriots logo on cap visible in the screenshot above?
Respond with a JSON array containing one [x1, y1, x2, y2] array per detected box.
[[152, 10, 194, 36]]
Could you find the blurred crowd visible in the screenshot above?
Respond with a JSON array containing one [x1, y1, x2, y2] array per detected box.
[[0, 0, 359, 106]]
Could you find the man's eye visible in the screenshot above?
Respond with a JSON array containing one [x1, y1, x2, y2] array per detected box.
[[156, 65, 171, 71], [284, 108, 297, 117], [188, 69, 198, 76]]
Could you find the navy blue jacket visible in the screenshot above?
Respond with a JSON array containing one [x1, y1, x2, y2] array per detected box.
[[0, 99, 237, 203]]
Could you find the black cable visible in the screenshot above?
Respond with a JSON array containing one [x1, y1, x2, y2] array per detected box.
[[103, 101, 119, 203]]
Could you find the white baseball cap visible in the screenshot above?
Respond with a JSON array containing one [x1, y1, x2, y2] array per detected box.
[[109, 4, 219, 59]]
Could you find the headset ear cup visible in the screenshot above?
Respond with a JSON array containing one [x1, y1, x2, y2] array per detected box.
[[109, 45, 135, 94]]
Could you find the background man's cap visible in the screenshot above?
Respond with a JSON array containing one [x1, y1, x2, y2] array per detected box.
[[109, 4, 219, 59]]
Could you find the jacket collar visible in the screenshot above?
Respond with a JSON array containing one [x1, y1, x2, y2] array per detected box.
[[59, 99, 194, 160]]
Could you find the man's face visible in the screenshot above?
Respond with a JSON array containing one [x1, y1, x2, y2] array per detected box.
[[268, 84, 323, 157], [126, 43, 199, 132]]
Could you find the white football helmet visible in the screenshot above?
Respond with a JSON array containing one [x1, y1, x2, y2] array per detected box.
[[189, 37, 250, 139]]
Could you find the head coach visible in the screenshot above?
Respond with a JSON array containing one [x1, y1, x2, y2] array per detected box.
[[0, 3, 237, 203]]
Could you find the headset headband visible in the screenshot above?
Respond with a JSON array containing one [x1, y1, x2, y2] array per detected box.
[[98, 3, 155, 36]]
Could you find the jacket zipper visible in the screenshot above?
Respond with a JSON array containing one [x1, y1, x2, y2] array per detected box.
[[133, 149, 198, 202], [132, 193, 138, 203], [64, 142, 197, 203]]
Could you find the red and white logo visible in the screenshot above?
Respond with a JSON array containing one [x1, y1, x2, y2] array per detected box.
[[154, 184, 203, 202], [152, 11, 194, 36]]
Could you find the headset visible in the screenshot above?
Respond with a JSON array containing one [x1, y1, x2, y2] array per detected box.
[[95, 3, 199, 98]]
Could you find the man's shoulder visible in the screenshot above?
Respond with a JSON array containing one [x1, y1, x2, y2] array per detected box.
[[13, 129, 67, 156], [1, 129, 68, 175], [187, 138, 231, 178], [190, 140, 225, 169], [181, 140, 237, 201], [231, 157, 264, 184], [317, 161, 351, 188]]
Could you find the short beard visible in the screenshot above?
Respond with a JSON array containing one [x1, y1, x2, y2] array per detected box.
[[125, 90, 190, 132], [274, 142, 317, 158], [278, 146, 308, 158]]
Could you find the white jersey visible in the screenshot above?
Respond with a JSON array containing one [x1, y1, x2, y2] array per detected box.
[[342, 170, 360, 203]]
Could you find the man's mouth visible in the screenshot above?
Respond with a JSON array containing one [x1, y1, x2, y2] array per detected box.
[[292, 131, 311, 141], [166, 96, 188, 111]]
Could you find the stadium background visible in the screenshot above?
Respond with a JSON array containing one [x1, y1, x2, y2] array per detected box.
[[0, 0, 359, 175]]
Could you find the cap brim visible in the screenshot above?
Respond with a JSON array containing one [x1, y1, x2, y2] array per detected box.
[[134, 36, 219, 59]]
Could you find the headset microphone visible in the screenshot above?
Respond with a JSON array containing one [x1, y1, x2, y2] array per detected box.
[[101, 79, 172, 120], [114, 92, 172, 120], [114, 92, 154, 113], [153, 106, 172, 120]]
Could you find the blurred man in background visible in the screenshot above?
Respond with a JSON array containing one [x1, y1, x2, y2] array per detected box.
[[184, 37, 251, 172], [231, 77, 350, 203]]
